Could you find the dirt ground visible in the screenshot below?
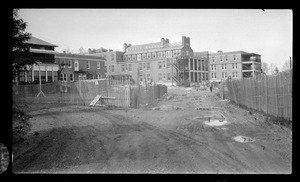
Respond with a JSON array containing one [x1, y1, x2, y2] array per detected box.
[[12, 87, 292, 174]]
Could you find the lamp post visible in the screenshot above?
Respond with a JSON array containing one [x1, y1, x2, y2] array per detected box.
[[36, 62, 46, 97]]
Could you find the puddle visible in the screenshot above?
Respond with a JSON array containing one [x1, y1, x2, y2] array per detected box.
[[204, 119, 228, 126], [232, 136, 255, 143]]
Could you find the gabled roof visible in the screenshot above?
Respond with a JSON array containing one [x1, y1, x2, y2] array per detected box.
[[25, 36, 58, 47]]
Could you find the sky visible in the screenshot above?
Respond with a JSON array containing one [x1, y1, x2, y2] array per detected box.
[[18, 9, 292, 69]]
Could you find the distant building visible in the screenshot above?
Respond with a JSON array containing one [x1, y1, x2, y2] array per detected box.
[[104, 36, 209, 85], [88, 50, 125, 78], [17, 36, 59, 84], [209, 51, 261, 81], [55, 53, 106, 81]]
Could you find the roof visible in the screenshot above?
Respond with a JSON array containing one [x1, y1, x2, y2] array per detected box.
[[55, 53, 106, 60], [25, 36, 58, 47], [208, 51, 253, 56]]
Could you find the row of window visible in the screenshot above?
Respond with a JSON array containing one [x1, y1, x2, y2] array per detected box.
[[211, 72, 239, 79], [211, 55, 237, 62], [19, 70, 58, 83], [60, 73, 102, 81], [59, 59, 101, 70], [189, 59, 209, 71], [211, 63, 238, 70], [123, 50, 185, 61]]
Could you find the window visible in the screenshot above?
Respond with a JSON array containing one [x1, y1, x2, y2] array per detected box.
[[212, 56, 215, 62], [158, 61, 162, 69], [64, 74, 67, 81], [225, 55, 228, 61], [111, 65, 115, 73], [128, 55, 131, 61], [173, 50, 177, 57], [128, 64, 132, 71], [82, 74, 86, 80], [158, 52, 162, 57], [74, 61, 78, 70], [111, 54, 114, 61], [211, 73, 214, 78], [163, 61, 166, 68], [222, 72, 227, 78], [147, 53, 151, 59], [68, 60, 72, 68], [152, 52, 156, 59], [222, 64, 227, 70], [139, 63, 142, 70], [122, 64, 125, 72], [147, 62, 150, 70], [166, 51, 172, 58], [233, 55, 236, 60], [220, 56, 223, 62], [161, 51, 165, 57], [139, 73, 143, 82], [233, 72, 238, 78], [97, 74, 101, 79], [158, 73, 162, 80], [86, 61, 90, 69], [147, 74, 151, 81], [211, 65, 214, 70], [78, 74, 82, 80], [70, 73, 74, 81], [167, 73, 171, 80], [97, 62, 101, 69], [142, 54, 146, 60], [163, 73, 166, 80], [143, 62, 146, 69], [137, 54, 141, 61], [232, 63, 237, 69], [132, 54, 136, 61], [167, 60, 170, 68]]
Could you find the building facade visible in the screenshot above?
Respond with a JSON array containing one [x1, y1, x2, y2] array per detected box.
[[55, 53, 106, 82], [17, 36, 60, 84], [88, 50, 124, 78], [107, 36, 209, 85], [209, 51, 261, 82]]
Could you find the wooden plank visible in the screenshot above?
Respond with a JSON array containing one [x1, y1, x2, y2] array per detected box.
[[89, 94, 102, 106]]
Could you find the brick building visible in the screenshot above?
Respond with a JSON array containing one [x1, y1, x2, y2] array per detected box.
[[209, 51, 261, 81], [55, 53, 106, 82], [105, 36, 209, 85], [88, 49, 125, 79]]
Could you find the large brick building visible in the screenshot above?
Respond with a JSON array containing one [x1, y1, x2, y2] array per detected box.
[[55, 53, 106, 82], [209, 51, 261, 81], [104, 36, 209, 85]]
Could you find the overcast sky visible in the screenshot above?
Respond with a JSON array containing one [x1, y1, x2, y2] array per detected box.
[[18, 9, 292, 68]]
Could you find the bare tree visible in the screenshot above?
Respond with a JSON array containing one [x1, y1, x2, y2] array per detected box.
[[78, 46, 88, 54], [269, 63, 279, 75], [280, 60, 292, 72], [261, 62, 269, 75], [61, 48, 73, 54]]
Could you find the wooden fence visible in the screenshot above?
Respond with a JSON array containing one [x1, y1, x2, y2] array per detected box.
[[224, 70, 292, 120], [13, 79, 167, 108]]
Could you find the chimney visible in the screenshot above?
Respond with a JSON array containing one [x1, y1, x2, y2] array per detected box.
[[161, 38, 165, 43], [182, 36, 190, 46], [109, 49, 113, 52], [217, 50, 222, 53], [123, 43, 127, 52]]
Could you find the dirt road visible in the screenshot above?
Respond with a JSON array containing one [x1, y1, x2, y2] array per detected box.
[[12, 87, 292, 173]]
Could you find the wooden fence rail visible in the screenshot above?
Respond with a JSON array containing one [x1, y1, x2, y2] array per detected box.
[[224, 70, 292, 121]]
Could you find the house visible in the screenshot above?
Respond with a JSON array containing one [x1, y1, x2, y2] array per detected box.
[[209, 51, 262, 81], [17, 36, 59, 84], [55, 53, 106, 82]]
